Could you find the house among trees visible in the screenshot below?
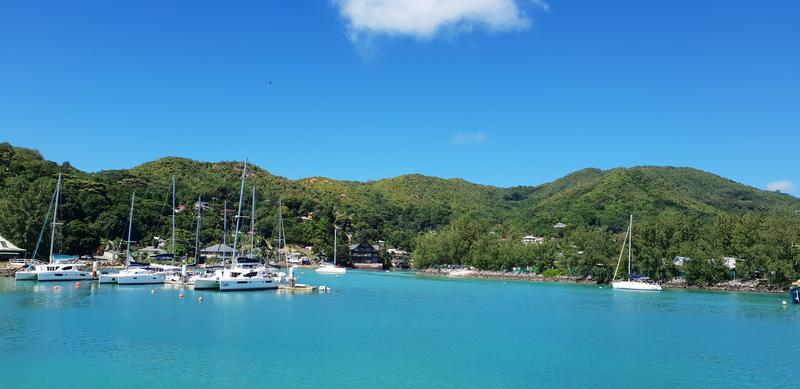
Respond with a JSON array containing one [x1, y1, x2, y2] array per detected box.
[[553, 222, 567, 228], [522, 235, 545, 245], [350, 241, 383, 270], [673, 256, 691, 266], [201, 244, 235, 258], [0, 235, 25, 260], [722, 257, 737, 270]]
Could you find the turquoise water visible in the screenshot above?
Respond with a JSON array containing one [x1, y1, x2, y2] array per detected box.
[[1, 271, 798, 388]]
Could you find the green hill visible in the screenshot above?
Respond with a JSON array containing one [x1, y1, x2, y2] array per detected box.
[[1, 142, 798, 280]]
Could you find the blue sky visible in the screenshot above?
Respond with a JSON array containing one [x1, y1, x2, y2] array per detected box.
[[1, 1, 798, 193]]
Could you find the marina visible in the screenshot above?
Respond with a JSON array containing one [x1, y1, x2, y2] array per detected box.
[[1, 271, 798, 388]]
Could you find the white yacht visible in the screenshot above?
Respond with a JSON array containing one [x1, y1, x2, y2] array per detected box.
[[611, 215, 662, 291], [317, 225, 346, 275], [218, 267, 279, 291], [35, 262, 92, 282], [116, 267, 166, 285]]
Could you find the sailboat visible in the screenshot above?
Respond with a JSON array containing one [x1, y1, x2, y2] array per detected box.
[[316, 225, 346, 275], [191, 195, 224, 289], [218, 164, 278, 291], [102, 192, 166, 285], [18, 174, 93, 282], [611, 215, 662, 291], [15, 180, 59, 281]]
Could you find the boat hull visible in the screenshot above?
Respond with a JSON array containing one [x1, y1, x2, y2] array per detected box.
[[116, 274, 165, 285], [218, 278, 278, 291], [37, 271, 92, 282], [14, 271, 38, 281], [98, 274, 118, 284], [612, 280, 662, 291], [193, 278, 219, 290], [316, 266, 346, 275]]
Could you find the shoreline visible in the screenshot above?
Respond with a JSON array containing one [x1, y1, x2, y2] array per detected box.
[[417, 268, 789, 294]]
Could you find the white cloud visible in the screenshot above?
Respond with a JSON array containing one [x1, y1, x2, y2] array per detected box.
[[332, 0, 547, 41], [451, 132, 487, 145], [766, 180, 796, 194]]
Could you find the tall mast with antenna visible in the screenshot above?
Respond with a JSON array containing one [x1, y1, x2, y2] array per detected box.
[[48, 173, 62, 264], [126, 192, 136, 267], [231, 159, 248, 267], [171, 175, 176, 256], [250, 186, 256, 259], [194, 195, 203, 265], [628, 214, 633, 277], [222, 201, 228, 263]]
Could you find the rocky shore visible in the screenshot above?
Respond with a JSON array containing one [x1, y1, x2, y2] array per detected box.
[[418, 268, 597, 285], [0, 263, 22, 277], [418, 268, 788, 293]]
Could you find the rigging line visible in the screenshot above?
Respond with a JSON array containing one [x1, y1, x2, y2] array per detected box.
[[32, 182, 58, 261]]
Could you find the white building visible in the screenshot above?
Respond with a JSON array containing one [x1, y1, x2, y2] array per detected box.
[[673, 256, 690, 266], [722, 257, 737, 270], [553, 222, 567, 229], [522, 236, 545, 245]]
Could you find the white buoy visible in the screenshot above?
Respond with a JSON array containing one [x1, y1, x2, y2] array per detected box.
[[783, 301, 788, 305]]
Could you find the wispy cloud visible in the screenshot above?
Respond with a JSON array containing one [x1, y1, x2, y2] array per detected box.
[[451, 132, 487, 145], [767, 180, 796, 194], [332, 0, 548, 42]]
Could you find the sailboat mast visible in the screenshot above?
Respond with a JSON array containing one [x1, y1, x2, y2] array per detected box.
[[48, 173, 62, 264], [278, 198, 285, 267], [171, 175, 176, 256], [250, 186, 255, 258], [222, 201, 228, 262], [231, 160, 248, 266], [333, 225, 337, 266], [628, 214, 633, 276], [126, 192, 136, 266], [194, 195, 203, 265]]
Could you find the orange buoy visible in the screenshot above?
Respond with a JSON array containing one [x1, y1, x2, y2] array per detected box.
[[179, 293, 185, 299], [75, 282, 81, 288], [197, 296, 204, 302]]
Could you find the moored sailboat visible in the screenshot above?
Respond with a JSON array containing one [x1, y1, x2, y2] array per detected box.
[[17, 174, 93, 282], [611, 215, 662, 291], [317, 224, 346, 275]]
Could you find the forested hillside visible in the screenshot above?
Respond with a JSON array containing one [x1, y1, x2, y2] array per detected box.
[[1, 142, 799, 285]]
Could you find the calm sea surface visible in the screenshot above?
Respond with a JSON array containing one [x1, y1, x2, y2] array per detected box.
[[1, 271, 798, 388]]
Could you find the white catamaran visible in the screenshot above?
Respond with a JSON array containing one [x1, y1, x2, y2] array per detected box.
[[611, 215, 662, 291], [16, 174, 92, 282], [218, 163, 278, 291]]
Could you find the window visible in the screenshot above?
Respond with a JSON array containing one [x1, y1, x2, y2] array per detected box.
[[0, 242, 7, 248]]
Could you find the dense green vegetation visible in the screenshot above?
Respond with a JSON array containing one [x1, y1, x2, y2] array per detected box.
[[1, 142, 799, 285]]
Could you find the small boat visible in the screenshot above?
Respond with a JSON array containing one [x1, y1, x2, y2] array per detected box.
[[790, 281, 800, 304], [611, 215, 662, 291]]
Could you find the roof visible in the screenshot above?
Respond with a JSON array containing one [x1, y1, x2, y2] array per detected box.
[[0, 235, 24, 252], [201, 244, 235, 254], [350, 242, 380, 251]]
